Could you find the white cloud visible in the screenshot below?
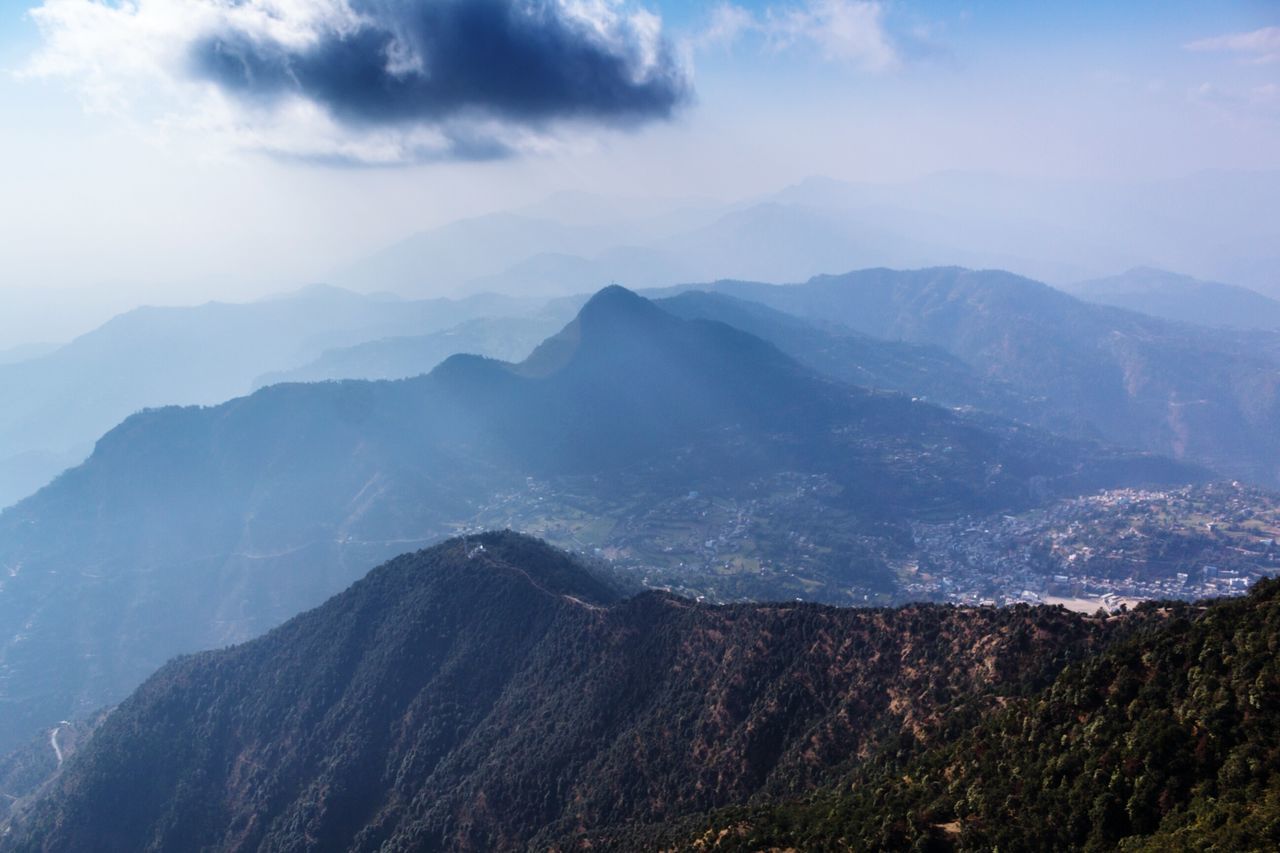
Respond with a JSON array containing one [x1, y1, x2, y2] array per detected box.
[[1186, 26, 1280, 65], [767, 0, 897, 71], [697, 2, 756, 50], [21, 0, 685, 166], [697, 0, 898, 72]]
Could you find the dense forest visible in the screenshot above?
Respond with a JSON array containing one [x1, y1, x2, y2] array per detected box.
[[8, 534, 1278, 851], [606, 579, 1280, 851]]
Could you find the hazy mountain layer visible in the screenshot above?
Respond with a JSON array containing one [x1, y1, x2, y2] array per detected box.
[[334, 172, 1280, 299], [0, 285, 539, 509], [254, 311, 579, 388], [668, 267, 1280, 487], [1069, 266, 1280, 330], [654, 290, 1040, 419], [0, 287, 1194, 753]]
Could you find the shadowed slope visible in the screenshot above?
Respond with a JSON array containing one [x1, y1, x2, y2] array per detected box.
[[2, 533, 1124, 852]]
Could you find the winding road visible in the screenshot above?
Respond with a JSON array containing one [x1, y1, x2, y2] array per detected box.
[[49, 722, 68, 766]]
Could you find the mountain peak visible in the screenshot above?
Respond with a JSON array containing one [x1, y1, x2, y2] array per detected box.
[[517, 285, 674, 377], [577, 284, 665, 321], [459, 531, 622, 607]]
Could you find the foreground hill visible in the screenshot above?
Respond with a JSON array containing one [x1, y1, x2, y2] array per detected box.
[[669, 267, 1280, 487], [628, 575, 1280, 851], [12, 534, 1278, 851], [0, 533, 1130, 851], [0, 287, 1194, 753], [0, 285, 538, 508]]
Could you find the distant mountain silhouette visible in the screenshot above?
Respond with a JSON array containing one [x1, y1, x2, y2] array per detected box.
[[1069, 266, 1280, 330], [664, 267, 1280, 487], [0, 287, 1195, 752], [0, 343, 58, 368], [654, 290, 1039, 418], [253, 310, 580, 387], [0, 286, 539, 508], [332, 172, 1280, 299]]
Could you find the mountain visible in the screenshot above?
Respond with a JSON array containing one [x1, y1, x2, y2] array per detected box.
[[765, 171, 1280, 292], [0, 285, 540, 508], [0, 713, 105, 825], [13, 539, 1279, 851], [1069, 267, 1280, 330], [0, 532, 1135, 851], [0, 344, 57, 368], [665, 267, 1280, 487], [629, 575, 1280, 852], [653, 290, 1039, 418], [254, 307, 582, 387], [333, 213, 618, 295], [0, 287, 1195, 753], [333, 171, 1280, 299], [0, 285, 144, 351], [331, 198, 724, 297]]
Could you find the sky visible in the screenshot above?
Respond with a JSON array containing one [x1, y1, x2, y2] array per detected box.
[[0, 0, 1277, 307]]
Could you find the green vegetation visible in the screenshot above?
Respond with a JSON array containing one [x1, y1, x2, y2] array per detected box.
[[645, 578, 1280, 851], [2, 533, 1138, 852]]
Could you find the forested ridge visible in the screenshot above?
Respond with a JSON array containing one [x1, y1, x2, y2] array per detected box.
[[1, 532, 1155, 852], [613, 578, 1280, 851]]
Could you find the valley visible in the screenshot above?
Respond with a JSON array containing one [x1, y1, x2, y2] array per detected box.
[[453, 477, 1280, 609], [0, 282, 1260, 756]]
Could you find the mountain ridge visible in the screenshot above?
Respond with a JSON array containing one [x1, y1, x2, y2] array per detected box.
[[657, 266, 1280, 487], [1068, 266, 1280, 330], [0, 286, 1200, 753], [1, 532, 1136, 852], [0, 286, 545, 509]]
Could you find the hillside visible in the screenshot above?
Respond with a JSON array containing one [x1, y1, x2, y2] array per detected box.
[[630, 576, 1280, 851], [0, 533, 1133, 852], [1070, 267, 1280, 330], [672, 267, 1280, 487], [0, 286, 540, 508], [253, 314, 572, 387], [654, 290, 1039, 419], [0, 287, 1196, 753]]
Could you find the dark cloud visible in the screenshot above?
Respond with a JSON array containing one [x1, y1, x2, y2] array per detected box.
[[191, 0, 689, 133]]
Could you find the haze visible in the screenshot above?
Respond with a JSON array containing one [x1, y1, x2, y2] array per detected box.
[[0, 1, 1277, 347]]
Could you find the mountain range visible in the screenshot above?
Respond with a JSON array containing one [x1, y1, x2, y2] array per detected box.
[[334, 172, 1280, 298], [0, 286, 1195, 753], [6, 532, 1277, 851], [0, 286, 540, 508], [7, 259, 1276, 514], [1069, 266, 1280, 330], [658, 267, 1280, 488], [253, 302, 583, 388]]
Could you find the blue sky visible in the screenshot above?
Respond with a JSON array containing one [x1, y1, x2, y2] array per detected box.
[[0, 1, 1277, 299]]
